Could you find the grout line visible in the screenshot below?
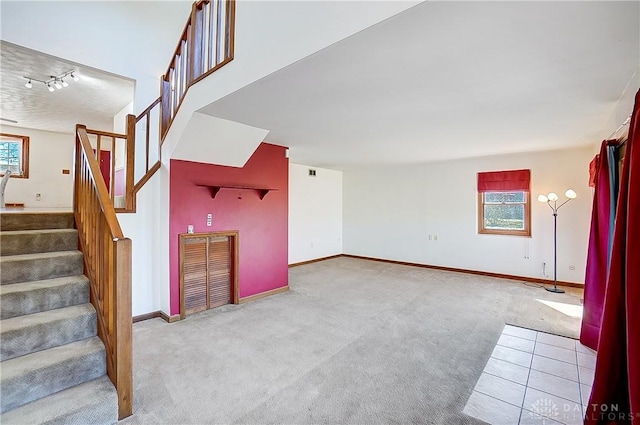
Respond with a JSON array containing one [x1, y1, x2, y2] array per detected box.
[[490, 351, 532, 369], [532, 351, 578, 366], [482, 370, 528, 387], [518, 330, 538, 425], [473, 387, 526, 411], [496, 341, 535, 355], [529, 363, 580, 384], [575, 343, 585, 419]]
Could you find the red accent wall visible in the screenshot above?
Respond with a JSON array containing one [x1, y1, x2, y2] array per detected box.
[[169, 143, 288, 315]]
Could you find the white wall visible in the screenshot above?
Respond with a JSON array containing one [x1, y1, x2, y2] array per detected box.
[[117, 164, 170, 316], [0, 125, 74, 208], [289, 163, 343, 264], [343, 146, 594, 284]]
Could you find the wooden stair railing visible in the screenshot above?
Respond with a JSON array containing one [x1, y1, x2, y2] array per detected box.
[[74, 125, 133, 420], [161, 0, 235, 140]]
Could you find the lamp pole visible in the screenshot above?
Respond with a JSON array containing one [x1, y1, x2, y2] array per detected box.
[[548, 207, 562, 293], [537, 190, 577, 294]]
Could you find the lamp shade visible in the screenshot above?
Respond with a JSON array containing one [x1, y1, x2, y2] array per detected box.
[[548, 192, 559, 201], [565, 189, 577, 199], [537, 194, 548, 203]]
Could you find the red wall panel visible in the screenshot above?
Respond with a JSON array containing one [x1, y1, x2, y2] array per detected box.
[[169, 143, 288, 315]]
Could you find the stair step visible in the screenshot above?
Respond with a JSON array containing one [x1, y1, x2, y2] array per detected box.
[[0, 375, 118, 425], [0, 229, 79, 256], [0, 304, 97, 361], [0, 275, 89, 320], [0, 212, 74, 232], [0, 337, 106, 413], [0, 251, 83, 285]]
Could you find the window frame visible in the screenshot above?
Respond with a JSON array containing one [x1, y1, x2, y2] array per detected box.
[[0, 133, 30, 179], [477, 191, 531, 237]]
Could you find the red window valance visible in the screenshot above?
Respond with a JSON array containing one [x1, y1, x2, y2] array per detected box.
[[589, 154, 599, 188], [477, 169, 530, 192]]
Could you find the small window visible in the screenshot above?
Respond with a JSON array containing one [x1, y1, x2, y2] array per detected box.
[[478, 191, 531, 236], [0, 133, 29, 178], [477, 169, 531, 236]]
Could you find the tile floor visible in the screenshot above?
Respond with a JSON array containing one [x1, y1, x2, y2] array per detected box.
[[463, 325, 596, 425]]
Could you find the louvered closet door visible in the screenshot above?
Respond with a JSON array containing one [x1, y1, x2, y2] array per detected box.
[[182, 237, 209, 315], [208, 236, 231, 308]]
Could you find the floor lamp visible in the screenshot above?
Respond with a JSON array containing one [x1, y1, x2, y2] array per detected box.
[[537, 189, 577, 293]]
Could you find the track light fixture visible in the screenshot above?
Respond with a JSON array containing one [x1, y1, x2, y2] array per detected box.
[[22, 70, 80, 93]]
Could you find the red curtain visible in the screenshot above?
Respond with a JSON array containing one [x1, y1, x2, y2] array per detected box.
[[477, 169, 530, 192], [580, 141, 616, 350], [585, 89, 640, 424]]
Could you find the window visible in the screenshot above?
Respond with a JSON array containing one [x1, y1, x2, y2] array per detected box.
[[0, 133, 29, 178], [477, 169, 531, 236]]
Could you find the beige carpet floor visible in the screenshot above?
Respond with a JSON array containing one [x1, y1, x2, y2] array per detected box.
[[120, 257, 583, 425]]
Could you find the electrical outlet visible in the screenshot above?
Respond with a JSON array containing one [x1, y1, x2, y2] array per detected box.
[[206, 213, 212, 227], [187, 225, 194, 234], [35, 193, 41, 201]]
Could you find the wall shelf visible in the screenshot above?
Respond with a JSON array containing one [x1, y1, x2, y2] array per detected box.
[[196, 184, 277, 200]]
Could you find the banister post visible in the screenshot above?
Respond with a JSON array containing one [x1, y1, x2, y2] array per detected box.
[[160, 78, 171, 141], [114, 237, 133, 419], [189, 2, 203, 82], [125, 114, 136, 212]]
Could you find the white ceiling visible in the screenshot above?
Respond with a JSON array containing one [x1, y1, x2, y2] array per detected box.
[[199, 1, 640, 169], [0, 41, 134, 134]]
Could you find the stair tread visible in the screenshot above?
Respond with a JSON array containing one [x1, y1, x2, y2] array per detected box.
[[0, 336, 104, 381], [0, 303, 95, 334], [0, 212, 74, 232], [0, 275, 88, 295], [0, 228, 78, 236], [0, 375, 117, 425], [0, 250, 82, 262]]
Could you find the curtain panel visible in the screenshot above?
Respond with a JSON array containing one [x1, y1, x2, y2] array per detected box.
[[585, 88, 640, 425]]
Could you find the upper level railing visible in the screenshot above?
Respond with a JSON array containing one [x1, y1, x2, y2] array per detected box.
[[74, 125, 132, 419], [161, 0, 235, 139], [95, 0, 235, 212]]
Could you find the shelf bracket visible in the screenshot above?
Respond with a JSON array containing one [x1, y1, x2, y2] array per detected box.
[[258, 189, 270, 200], [208, 186, 221, 199]]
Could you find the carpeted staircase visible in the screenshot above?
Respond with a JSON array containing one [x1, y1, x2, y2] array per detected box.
[[0, 212, 118, 425]]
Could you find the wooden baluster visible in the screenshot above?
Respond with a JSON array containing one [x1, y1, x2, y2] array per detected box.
[[190, 2, 203, 80], [111, 136, 116, 200], [227, 0, 235, 60], [215, 0, 222, 65], [145, 113, 150, 173], [126, 114, 136, 211]]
